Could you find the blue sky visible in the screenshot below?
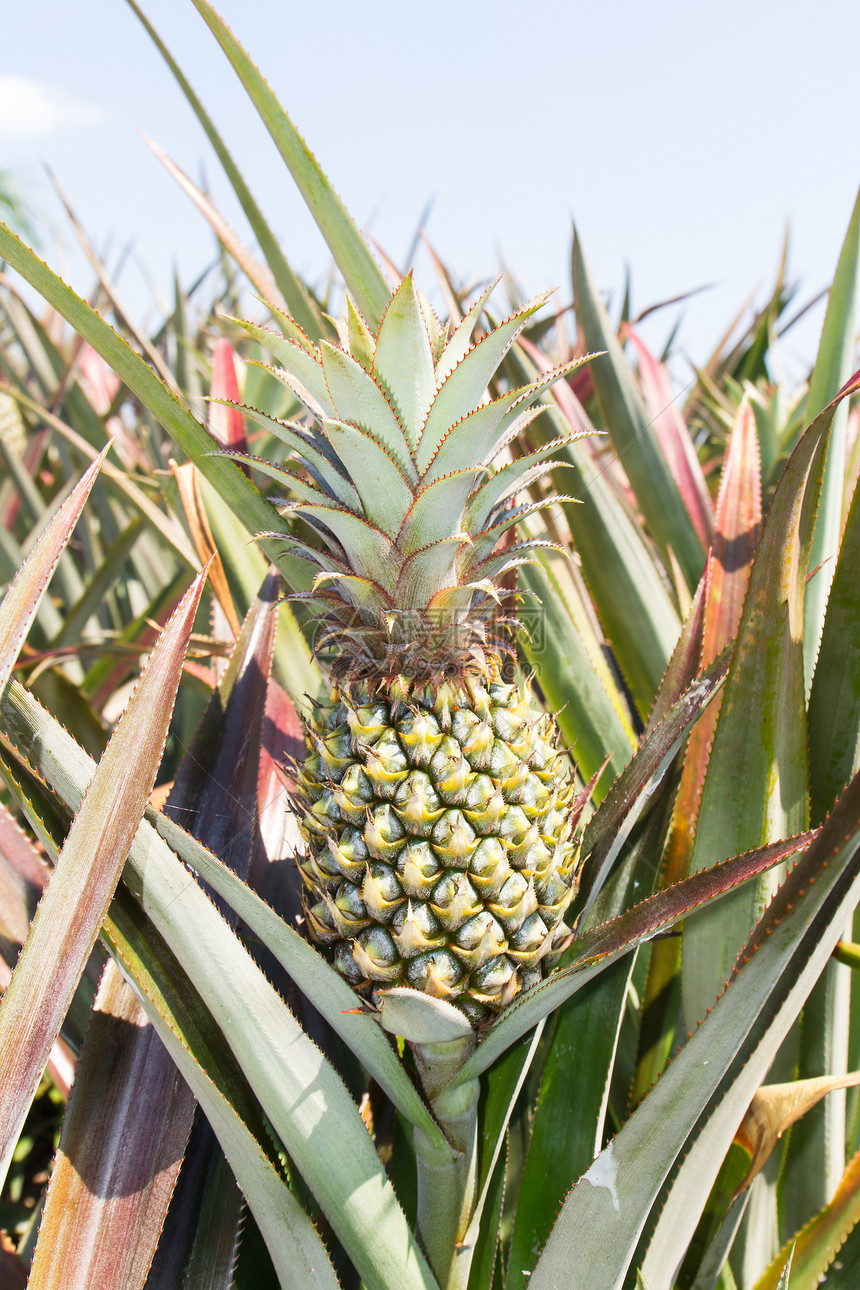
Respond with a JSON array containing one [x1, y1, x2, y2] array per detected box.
[[2, 0, 859, 382]]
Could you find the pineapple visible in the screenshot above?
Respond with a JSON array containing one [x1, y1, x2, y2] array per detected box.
[[234, 273, 588, 1023]]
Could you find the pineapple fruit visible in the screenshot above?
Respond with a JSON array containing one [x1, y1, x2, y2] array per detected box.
[[233, 273, 588, 1022]]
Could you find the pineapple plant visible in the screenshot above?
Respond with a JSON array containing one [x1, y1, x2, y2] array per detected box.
[[1, 2, 860, 1287], [231, 276, 590, 1022]]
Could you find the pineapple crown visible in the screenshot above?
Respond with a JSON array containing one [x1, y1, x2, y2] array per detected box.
[[221, 273, 589, 683]]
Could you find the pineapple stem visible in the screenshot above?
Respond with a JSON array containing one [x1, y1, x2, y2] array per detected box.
[[413, 1036, 480, 1289]]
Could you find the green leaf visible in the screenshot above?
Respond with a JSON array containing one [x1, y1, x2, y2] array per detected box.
[[127, 0, 328, 342], [323, 419, 414, 537], [519, 552, 636, 796], [0, 222, 309, 595], [802, 183, 860, 689], [0, 446, 107, 693], [530, 776, 860, 1290], [808, 471, 860, 821], [373, 272, 436, 452], [682, 373, 860, 1030], [189, 0, 391, 328], [571, 227, 706, 592], [0, 567, 207, 1191], [149, 811, 452, 1159], [416, 294, 552, 476]]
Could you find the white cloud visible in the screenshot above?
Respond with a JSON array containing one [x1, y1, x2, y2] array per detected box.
[[0, 74, 103, 140]]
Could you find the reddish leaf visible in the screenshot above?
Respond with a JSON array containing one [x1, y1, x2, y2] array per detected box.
[[208, 338, 249, 460], [0, 447, 108, 695], [624, 324, 714, 549], [27, 960, 194, 1290], [0, 567, 208, 1189]]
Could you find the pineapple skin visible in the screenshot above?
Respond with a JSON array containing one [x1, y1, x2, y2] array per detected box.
[[298, 667, 580, 1024]]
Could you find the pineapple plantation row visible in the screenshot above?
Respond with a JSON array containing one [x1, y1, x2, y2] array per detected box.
[[1, 3, 860, 1287]]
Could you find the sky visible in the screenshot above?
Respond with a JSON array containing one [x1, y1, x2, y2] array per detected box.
[[2, 0, 860, 386]]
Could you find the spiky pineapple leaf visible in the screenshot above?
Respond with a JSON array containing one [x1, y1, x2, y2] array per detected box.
[[434, 280, 499, 385], [0, 569, 207, 1191], [682, 370, 860, 1031], [531, 774, 860, 1290], [808, 472, 860, 822], [373, 273, 437, 451], [322, 419, 414, 537], [416, 293, 553, 475], [232, 321, 335, 413], [0, 222, 311, 595], [320, 342, 417, 483], [188, 0, 391, 328], [802, 182, 860, 688], [127, 0, 328, 341], [572, 226, 706, 592], [422, 358, 589, 487], [231, 400, 360, 511], [399, 470, 483, 556], [0, 446, 107, 693]]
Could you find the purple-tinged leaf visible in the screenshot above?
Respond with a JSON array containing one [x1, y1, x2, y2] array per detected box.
[[27, 960, 195, 1290], [624, 324, 714, 550], [0, 566, 208, 1190], [164, 567, 279, 888], [0, 447, 108, 695], [0, 800, 49, 947], [248, 673, 304, 913], [643, 569, 707, 736]]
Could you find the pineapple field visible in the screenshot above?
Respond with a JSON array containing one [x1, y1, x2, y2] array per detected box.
[[1, 2, 860, 1287]]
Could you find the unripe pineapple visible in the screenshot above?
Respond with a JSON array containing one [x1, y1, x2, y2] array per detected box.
[[231, 274, 589, 1022]]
